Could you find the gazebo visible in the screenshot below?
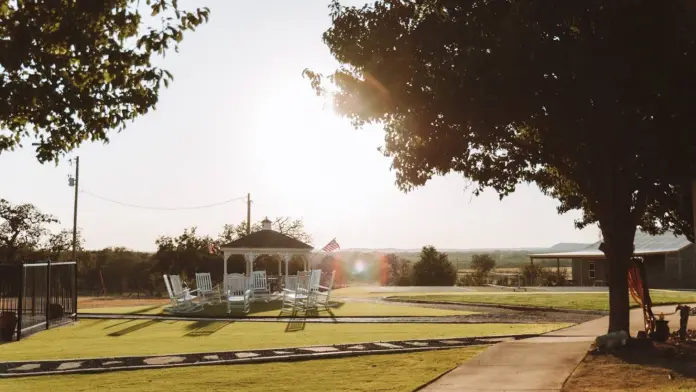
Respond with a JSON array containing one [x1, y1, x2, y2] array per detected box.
[[219, 217, 314, 278]]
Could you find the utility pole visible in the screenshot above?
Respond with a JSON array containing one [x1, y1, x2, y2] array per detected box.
[[246, 193, 251, 235], [69, 157, 80, 261]]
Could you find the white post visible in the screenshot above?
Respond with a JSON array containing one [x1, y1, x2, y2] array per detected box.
[[244, 253, 257, 276], [284, 253, 291, 276], [223, 250, 229, 292], [278, 254, 282, 276]]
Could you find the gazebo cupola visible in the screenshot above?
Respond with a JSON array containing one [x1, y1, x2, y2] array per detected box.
[[261, 217, 272, 230], [219, 217, 314, 277]]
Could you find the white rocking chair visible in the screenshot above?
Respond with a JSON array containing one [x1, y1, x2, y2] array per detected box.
[[163, 275, 203, 314], [250, 270, 271, 302], [316, 270, 336, 309], [195, 272, 221, 305], [225, 274, 252, 314]]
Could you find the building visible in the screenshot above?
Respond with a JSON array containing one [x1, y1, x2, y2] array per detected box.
[[529, 231, 695, 289]]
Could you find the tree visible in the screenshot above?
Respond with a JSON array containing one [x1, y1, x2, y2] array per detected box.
[[44, 228, 84, 261], [153, 227, 220, 280], [411, 246, 457, 286], [307, 0, 696, 333], [318, 254, 350, 287], [383, 253, 412, 286], [471, 254, 496, 284], [0, 1, 210, 162], [219, 217, 313, 244], [0, 199, 58, 263]]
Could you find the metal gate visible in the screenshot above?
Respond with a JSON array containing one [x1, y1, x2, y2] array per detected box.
[[0, 261, 77, 341]]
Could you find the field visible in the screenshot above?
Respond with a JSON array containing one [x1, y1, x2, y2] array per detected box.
[[457, 267, 572, 276], [394, 290, 696, 311]]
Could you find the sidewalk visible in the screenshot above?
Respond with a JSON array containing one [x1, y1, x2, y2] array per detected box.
[[422, 304, 693, 391]]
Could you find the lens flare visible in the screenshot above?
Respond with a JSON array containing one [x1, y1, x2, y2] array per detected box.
[[354, 261, 366, 273]]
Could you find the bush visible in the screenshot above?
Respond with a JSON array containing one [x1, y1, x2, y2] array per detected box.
[[521, 263, 568, 286], [412, 246, 457, 286]]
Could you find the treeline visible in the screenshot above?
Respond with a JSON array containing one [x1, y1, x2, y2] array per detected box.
[[1, 198, 567, 295]]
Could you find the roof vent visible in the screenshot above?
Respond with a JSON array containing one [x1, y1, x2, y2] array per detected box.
[[261, 217, 272, 231]]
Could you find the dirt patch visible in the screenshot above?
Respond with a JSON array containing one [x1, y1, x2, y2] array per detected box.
[[564, 340, 696, 391], [78, 296, 168, 309]]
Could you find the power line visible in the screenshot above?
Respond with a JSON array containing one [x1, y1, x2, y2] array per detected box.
[[80, 189, 247, 211]]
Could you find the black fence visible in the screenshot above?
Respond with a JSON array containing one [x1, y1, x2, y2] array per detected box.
[[0, 261, 77, 342]]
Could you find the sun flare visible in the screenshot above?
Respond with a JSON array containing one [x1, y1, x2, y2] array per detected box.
[[354, 261, 366, 273]]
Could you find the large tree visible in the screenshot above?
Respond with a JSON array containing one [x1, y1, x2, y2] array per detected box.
[[0, 0, 210, 162], [218, 216, 313, 245], [307, 0, 696, 332], [0, 199, 58, 262]]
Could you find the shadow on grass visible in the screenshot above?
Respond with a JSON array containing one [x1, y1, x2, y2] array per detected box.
[[193, 300, 345, 318], [184, 320, 231, 337], [613, 341, 696, 376], [280, 307, 339, 332], [108, 320, 161, 337]]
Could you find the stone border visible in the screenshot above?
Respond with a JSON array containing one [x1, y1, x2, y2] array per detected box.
[[383, 297, 609, 316], [0, 334, 539, 378]]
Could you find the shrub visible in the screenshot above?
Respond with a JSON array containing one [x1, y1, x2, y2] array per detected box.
[[412, 246, 457, 286]]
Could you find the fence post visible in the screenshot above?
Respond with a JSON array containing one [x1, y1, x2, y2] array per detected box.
[[73, 261, 78, 321], [17, 263, 24, 341], [45, 260, 51, 330]]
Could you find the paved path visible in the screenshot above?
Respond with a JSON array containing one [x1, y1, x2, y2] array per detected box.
[[422, 304, 695, 391]]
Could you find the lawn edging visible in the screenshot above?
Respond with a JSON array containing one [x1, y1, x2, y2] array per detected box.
[[383, 297, 609, 316]]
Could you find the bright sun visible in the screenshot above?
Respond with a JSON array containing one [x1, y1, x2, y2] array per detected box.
[[354, 261, 366, 273]]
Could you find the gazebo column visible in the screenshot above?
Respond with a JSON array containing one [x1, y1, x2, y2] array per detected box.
[[278, 254, 282, 276], [244, 252, 257, 276], [284, 253, 291, 276], [223, 250, 232, 281]]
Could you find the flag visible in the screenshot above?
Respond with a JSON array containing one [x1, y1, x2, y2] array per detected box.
[[322, 238, 340, 252], [208, 242, 216, 254]]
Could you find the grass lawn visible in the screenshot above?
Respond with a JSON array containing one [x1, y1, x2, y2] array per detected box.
[[0, 346, 486, 392], [393, 290, 696, 311], [563, 342, 696, 392], [1, 319, 569, 361], [331, 287, 474, 298], [81, 300, 476, 318]]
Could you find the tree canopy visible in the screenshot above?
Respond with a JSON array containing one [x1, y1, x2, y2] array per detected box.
[[218, 216, 313, 245], [307, 0, 696, 332], [0, 0, 210, 162], [0, 199, 58, 262], [412, 246, 457, 286]]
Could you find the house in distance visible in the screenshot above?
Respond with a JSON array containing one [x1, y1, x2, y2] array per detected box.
[[529, 231, 694, 289]]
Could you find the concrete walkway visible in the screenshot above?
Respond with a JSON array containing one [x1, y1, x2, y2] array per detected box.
[[422, 304, 694, 391]]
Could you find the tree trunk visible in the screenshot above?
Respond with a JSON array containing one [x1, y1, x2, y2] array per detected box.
[[600, 223, 637, 333]]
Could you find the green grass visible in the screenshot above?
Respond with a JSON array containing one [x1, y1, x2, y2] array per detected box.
[[1, 319, 569, 361], [0, 346, 486, 392], [393, 290, 696, 311], [83, 300, 476, 318]]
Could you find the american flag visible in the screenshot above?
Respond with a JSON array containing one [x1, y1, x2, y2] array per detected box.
[[208, 242, 217, 254], [322, 238, 340, 252]]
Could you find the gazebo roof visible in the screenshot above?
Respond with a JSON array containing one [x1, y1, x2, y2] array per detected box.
[[220, 230, 313, 250]]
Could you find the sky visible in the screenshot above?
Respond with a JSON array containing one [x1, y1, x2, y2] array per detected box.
[[0, 0, 600, 252]]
